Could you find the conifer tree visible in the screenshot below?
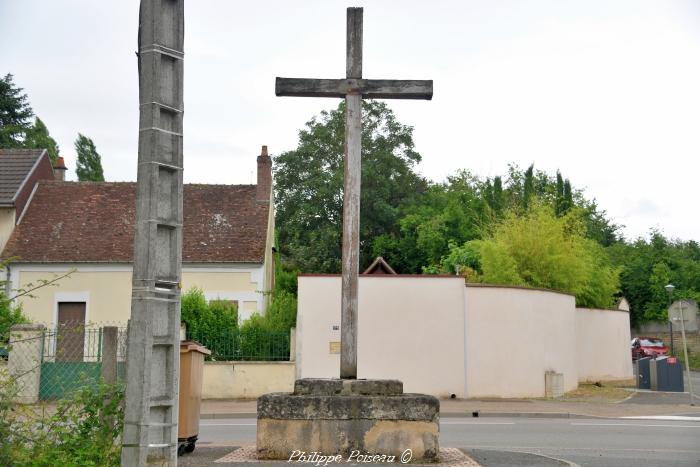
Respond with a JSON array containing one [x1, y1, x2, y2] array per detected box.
[[0, 74, 33, 147], [24, 117, 60, 164], [74, 133, 105, 181]]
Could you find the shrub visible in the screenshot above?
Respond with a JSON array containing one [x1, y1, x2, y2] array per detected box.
[[0, 295, 28, 345], [181, 287, 238, 335], [435, 203, 620, 308], [238, 314, 289, 360], [0, 375, 124, 467]]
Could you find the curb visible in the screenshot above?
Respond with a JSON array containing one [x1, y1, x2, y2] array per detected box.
[[462, 448, 580, 467], [443, 411, 605, 419], [200, 411, 607, 420]]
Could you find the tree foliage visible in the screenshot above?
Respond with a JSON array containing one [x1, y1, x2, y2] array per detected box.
[[74, 133, 105, 181], [272, 102, 697, 325], [0, 73, 33, 148], [274, 100, 427, 273], [181, 287, 238, 338], [24, 117, 60, 164], [0, 74, 60, 164], [608, 232, 700, 325], [432, 204, 620, 308]]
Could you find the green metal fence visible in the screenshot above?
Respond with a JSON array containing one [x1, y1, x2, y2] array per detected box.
[[186, 328, 290, 361], [39, 326, 127, 400]]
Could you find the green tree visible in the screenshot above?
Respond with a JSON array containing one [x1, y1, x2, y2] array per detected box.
[[522, 164, 535, 210], [609, 231, 700, 325], [0, 73, 34, 147], [74, 133, 105, 181], [24, 117, 60, 164], [274, 101, 427, 272]]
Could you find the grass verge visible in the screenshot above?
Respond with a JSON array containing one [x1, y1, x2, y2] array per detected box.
[[558, 379, 636, 403]]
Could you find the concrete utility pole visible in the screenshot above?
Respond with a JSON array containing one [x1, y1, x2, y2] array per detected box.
[[276, 7, 432, 379], [122, 0, 184, 465]]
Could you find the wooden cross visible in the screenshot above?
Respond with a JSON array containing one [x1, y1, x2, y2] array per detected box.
[[276, 7, 432, 379]]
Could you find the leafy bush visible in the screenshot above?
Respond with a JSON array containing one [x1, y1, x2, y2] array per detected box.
[[0, 374, 124, 467], [0, 297, 27, 345], [238, 314, 289, 361], [434, 203, 620, 308], [181, 288, 239, 359], [181, 287, 238, 335]]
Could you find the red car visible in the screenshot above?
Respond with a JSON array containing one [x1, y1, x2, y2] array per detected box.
[[631, 337, 668, 360]]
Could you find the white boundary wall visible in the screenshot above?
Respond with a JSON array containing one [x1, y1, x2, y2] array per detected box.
[[202, 361, 295, 399], [296, 276, 467, 397], [575, 308, 633, 382], [297, 276, 633, 398], [464, 285, 578, 397]]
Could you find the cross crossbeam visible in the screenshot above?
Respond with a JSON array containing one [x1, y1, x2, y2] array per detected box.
[[276, 7, 432, 379], [276, 78, 433, 100]]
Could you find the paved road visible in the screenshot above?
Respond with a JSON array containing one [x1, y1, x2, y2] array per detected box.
[[197, 417, 700, 467]]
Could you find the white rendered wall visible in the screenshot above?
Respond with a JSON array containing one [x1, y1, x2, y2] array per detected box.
[[464, 285, 578, 398], [575, 308, 633, 382], [296, 275, 468, 398]]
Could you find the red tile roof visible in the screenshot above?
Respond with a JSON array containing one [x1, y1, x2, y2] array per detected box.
[[2, 181, 270, 263]]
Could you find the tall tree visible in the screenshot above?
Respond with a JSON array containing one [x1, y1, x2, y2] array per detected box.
[[274, 101, 427, 273], [555, 171, 565, 215], [563, 179, 573, 213], [24, 117, 60, 163], [74, 134, 105, 181], [522, 164, 535, 210], [0, 74, 34, 148], [492, 176, 504, 214]]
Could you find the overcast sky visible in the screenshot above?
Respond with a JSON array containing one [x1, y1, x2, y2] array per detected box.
[[1, 0, 699, 242]]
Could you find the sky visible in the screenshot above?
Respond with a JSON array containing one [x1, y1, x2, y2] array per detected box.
[[1, 0, 699, 242]]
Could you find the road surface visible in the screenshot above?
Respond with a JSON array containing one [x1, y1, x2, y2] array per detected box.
[[197, 416, 700, 466]]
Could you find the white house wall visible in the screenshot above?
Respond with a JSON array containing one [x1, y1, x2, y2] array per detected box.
[[10, 263, 266, 326]]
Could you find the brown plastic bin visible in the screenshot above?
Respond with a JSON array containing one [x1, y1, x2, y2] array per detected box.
[[178, 340, 211, 455]]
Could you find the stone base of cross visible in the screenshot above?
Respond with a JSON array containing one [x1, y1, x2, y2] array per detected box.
[[276, 7, 432, 379]]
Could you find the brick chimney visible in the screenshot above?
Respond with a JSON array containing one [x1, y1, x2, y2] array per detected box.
[[53, 156, 67, 181], [256, 145, 272, 203]]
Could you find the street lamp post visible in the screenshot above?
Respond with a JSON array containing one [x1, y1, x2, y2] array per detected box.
[[665, 283, 695, 406], [665, 284, 674, 356]]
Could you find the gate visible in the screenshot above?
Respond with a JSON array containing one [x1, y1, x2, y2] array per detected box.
[[39, 326, 121, 400]]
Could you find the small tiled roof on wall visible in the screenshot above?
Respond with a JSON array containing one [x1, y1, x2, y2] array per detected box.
[[2, 181, 269, 263]]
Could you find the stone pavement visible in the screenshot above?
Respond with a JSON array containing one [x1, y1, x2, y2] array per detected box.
[[179, 445, 572, 467], [200, 393, 700, 420]]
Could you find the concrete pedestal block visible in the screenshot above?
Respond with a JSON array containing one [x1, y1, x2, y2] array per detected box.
[[257, 379, 439, 462]]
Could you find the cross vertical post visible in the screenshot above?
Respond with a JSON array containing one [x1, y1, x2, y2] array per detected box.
[[340, 7, 363, 379], [275, 7, 432, 380]]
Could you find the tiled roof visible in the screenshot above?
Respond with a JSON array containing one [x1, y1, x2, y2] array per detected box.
[[2, 181, 270, 263], [0, 149, 48, 204]]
